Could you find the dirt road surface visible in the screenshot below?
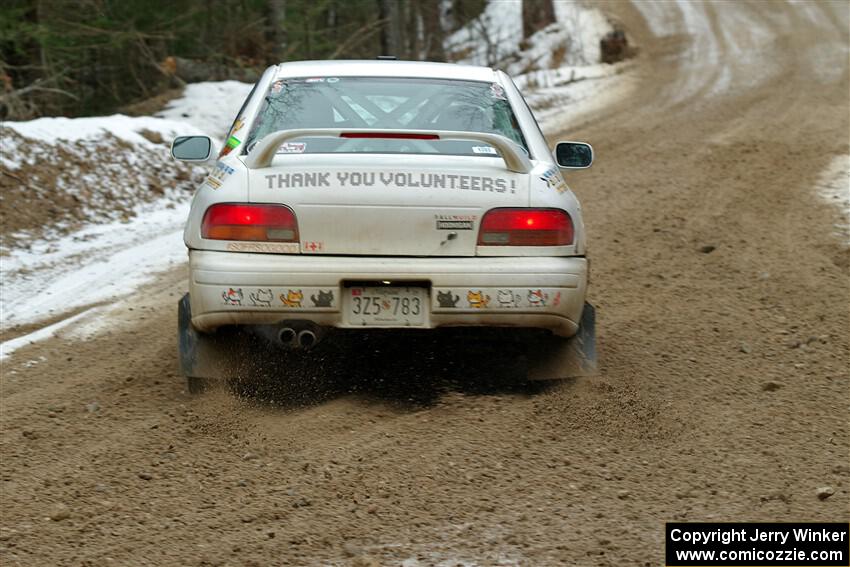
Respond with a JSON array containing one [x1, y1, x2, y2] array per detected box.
[[2, 2, 848, 565]]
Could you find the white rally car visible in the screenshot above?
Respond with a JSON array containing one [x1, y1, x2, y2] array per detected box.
[[172, 59, 596, 392]]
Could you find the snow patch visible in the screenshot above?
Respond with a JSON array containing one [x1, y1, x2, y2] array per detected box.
[[155, 80, 253, 140], [0, 308, 99, 360], [516, 63, 633, 134], [1, 200, 189, 327], [816, 155, 850, 244]]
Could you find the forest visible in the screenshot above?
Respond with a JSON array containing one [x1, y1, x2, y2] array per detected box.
[[0, 0, 562, 119]]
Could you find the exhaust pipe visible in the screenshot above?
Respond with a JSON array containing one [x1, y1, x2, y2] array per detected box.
[[297, 330, 317, 349], [278, 327, 297, 346]]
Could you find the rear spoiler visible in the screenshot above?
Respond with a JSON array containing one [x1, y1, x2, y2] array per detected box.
[[243, 128, 532, 174]]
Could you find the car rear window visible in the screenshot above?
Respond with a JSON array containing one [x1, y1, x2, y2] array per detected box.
[[244, 77, 528, 158]]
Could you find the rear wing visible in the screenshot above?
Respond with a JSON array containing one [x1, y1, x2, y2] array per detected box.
[[243, 128, 532, 174]]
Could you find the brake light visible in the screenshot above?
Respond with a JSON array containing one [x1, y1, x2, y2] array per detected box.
[[201, 204, 298, 242], [339, 132, 440, 140], [478, 208, 573, 246]]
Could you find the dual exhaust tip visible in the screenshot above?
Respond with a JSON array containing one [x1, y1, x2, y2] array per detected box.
[[278, 327, 319, 349]]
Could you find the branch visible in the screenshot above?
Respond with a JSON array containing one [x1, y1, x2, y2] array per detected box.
[[327, 17, 389, 60], [0, 78, 79, 101]]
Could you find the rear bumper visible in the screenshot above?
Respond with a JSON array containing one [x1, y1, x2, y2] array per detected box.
[[188, 250, 588, 337]]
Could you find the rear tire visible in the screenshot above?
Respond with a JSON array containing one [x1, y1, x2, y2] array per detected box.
[[178, 293, 244, 394], [526, 303, 598, 380], [186, 376, 211, 395]]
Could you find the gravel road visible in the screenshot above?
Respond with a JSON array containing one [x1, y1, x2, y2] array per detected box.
[[1, 1, 848, 565]]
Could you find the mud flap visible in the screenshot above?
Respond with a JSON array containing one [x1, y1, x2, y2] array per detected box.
[[526, 302, 598, 380], [178, 293, 237, 381]]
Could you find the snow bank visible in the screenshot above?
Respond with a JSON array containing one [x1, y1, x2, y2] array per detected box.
[[3, 114, 195, 153], [0, 121, 203, 248], [0, 81, 249, 338], [445, 0, 612, 71], [155, 80, 253, 141], [443, 0, 624, 133], [1, 201, 189, 328]]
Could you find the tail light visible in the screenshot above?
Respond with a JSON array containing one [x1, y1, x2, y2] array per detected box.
[[201, 203, 298, 242], [478, 208, 573, 246]]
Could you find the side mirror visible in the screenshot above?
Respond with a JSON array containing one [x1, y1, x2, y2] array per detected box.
[[555, 141, 593, 169], [171, 136, 213, 162]]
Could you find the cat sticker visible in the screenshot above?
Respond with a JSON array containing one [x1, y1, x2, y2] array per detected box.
[[467, 290, 490, 309], [249, 288, 273, 307], [311, 290, 334, 307], [497, 289, 519, 307], [527, 289, 548, 307], [222, 288, 243, 306], [437, 291, 459, 308], [280, 289, 303, 308]]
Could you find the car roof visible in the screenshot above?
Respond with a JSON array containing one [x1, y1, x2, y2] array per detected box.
[[274, 60, 499, 82]]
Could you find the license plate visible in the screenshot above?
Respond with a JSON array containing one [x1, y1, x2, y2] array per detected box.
[[345, 286, 427, 327]]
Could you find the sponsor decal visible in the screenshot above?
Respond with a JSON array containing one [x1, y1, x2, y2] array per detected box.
[[467, 290, 490, 309], [205, 161, 235, 189], [264, 171, 517, 194], [552, 291, 562, 307], [280, 290, 304, 308], [436, 291, 459, 308], [219, 118, 246, 158], [436, 214, 476, 221], [222, 287, 243, 305], [326, 77, 340, 83], [277, 142, 306, 154], [220, 134, 241, 157], [472, 145, 498, 155], [311, 290, 334, 307], [436, 220, 473, 230], [226, 242, 299, 253], [249, 288, 273, 307], [540, 167, 568, 193]]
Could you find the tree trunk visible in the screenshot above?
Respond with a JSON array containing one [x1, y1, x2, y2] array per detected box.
[[419, 0, 446, 61], [522, 0, 556, 39], [379, 0, 403, 57], [267, 0, 287, 61]]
